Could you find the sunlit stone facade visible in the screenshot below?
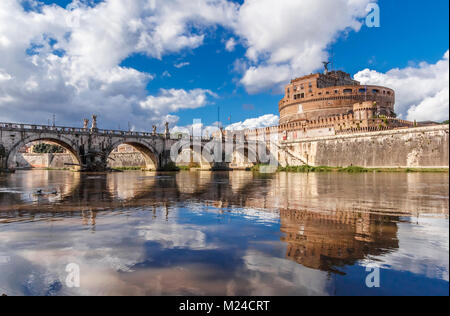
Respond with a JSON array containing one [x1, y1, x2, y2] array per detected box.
[[279, 71, 396, 125]]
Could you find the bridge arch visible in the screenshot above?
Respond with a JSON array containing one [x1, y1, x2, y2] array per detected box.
[[107, 140, 160, 171], [171, 140, 213, 170], [6, 134, 82, 171]]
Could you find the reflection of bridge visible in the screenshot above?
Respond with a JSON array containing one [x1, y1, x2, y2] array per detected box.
[[0, 121, 271, 172], [1, 171, 426, 274]]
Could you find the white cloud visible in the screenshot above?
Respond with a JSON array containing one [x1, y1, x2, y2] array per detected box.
[[232, 0, 373, 93], [140, 88, 217, 113], [355, 51, 449, 122], [0, 69, 12, 81], [2, 0, 443, 129], [162, 70, 172, 78], [171, 121, 221, 138], [225, 37, 237, 52], [226, 114, 279, 131], [0, 0, 234, 129], [174, 62, 190, 69]]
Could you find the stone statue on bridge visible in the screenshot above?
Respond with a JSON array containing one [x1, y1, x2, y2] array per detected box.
[[152, 125, 157, 136], [91, 115, 98, 132], [164, 122, 170, 139], [83, 119, 89, 130]]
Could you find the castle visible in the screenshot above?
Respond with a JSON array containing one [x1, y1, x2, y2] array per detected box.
[[234, 66, 419, 142]]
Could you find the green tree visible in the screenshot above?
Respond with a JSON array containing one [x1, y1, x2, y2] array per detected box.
[[33, 143, 64, 154]]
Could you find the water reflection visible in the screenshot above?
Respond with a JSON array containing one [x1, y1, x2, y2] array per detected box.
[[280, 209, 399, 274], [0, 170, 448, 296]]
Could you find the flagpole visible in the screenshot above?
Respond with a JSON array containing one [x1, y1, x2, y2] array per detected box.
[[217, 105, 220, 129]]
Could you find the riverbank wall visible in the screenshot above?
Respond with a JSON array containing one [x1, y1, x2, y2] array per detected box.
[[278, 125, 449, 169]]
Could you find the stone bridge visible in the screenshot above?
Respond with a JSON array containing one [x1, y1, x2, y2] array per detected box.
[[0, 119, 272, 172]]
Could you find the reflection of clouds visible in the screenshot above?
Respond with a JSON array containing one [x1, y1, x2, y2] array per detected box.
[[243, 250, 329, 296], [0, 205, 330, 296], [231, 208, 279, 225], [369, 217, 449, 282], [187, 203, 279, 225], [138, 223, 208, 251], [0, 215, 145, 295]]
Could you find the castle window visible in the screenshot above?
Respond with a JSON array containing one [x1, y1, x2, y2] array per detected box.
[[372, 89, 380, 94], [300, 93, 305, 98], [359, 88, 367, 93], [343, 89, 353, 94], [334, 90, 339, 94]]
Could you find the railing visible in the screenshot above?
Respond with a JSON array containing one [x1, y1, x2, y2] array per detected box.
[[0, 122, 167, 138]]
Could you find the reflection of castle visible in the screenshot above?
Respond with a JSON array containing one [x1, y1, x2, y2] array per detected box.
[[280, 209, 399, 273]]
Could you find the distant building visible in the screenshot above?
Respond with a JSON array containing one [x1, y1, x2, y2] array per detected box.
[[112, 144, 140, 153], [220, 67, 423, 142]]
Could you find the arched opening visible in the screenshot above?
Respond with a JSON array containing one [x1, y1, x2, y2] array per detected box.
[[107, 142, 158, 171], [7, 137, 81, 171], [230, 146, 258, 170]]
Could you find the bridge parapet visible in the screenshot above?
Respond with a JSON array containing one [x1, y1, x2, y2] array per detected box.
[[0, 122, 171, 139]]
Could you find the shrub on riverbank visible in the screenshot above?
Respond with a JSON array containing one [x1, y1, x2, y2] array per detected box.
[[111, 167, 144, 171], [159, 162, 180, 172], [278, 165, 336, 173], [257, 165, 448, 174], [338, 166, 370, 173]]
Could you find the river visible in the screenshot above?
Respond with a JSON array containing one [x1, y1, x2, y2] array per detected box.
[[0, 170, 448, 296]]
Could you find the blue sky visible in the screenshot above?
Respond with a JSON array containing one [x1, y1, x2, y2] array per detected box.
[[0, 0, 448, 130]]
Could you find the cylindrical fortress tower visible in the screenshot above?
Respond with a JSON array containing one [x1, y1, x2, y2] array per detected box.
[[278, 71, 396, 124]]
